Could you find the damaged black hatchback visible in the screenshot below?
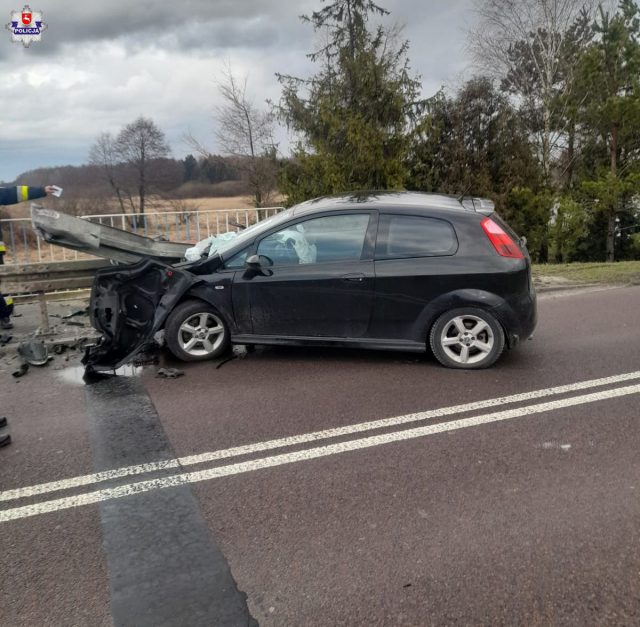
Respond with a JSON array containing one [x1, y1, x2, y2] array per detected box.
[[85, 191, 537, 371]]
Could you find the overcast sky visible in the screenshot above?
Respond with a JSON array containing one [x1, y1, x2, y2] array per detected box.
[[0, 0, 475, 183]]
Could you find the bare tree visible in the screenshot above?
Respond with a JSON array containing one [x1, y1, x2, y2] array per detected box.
[[88, 132, 131, 213], [208, 65, 277, 207], [468, 0, 596, 185], [114, 117, 170, 214]]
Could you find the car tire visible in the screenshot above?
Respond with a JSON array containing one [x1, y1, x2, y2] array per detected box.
[[165, 300, 230, 362], [429, 307, 505, 369]]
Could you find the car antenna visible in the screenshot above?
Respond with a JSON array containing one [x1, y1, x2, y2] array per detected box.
[[457, 183, 473, 204]]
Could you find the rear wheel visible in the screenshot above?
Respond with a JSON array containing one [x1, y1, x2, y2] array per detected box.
[[165, 300, 229, 362], [429, 307, 505, 369]]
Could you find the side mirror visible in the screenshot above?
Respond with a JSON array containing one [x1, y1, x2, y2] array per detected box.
[[243, 254, 273, 278], [246, 254, 273, 268], [246, 254, 261, 268]]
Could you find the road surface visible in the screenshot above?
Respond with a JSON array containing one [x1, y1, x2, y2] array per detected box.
[[1, 285, 639, 626]]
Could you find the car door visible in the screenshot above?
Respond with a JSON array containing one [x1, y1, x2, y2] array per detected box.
[[234, 212, 376, 337], [370, 213, 459, 340]]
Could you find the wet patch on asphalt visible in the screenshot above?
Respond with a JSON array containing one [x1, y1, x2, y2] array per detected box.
[[85, 375, 256, 627]]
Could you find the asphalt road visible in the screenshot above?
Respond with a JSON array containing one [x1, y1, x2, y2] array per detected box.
[[0, 285, 639, 626]]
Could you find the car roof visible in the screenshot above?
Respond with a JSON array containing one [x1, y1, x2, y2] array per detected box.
[[291, 191, 473, 216]]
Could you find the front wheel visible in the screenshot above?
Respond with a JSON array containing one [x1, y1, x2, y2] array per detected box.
[[165, 300, 230, 362], [429, 307, 505, 369]]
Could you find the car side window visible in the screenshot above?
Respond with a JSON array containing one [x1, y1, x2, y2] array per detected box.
[[376, 215, 458, 259], [257, 214, 370, 266], [223, 247, 251, 269]]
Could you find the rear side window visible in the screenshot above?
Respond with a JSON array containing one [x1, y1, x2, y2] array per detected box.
[[376, 215, 458, 259]]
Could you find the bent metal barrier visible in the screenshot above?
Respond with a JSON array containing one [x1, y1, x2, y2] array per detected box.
[[0, 206, 283, 331], [0, 259, 110, 333], [0, 206, 283, 266]]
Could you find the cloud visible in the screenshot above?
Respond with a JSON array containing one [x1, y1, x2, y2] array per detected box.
[[0, 0, 475, 181], [3, 0, 317, 59]]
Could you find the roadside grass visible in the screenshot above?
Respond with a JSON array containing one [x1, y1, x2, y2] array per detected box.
[[532, 261, 640, 285]]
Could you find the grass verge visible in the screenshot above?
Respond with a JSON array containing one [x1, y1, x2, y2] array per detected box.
[[532, 261, 640, 285]]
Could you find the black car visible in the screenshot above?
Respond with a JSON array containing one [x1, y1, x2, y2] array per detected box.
[[85, 191, 536, 371]]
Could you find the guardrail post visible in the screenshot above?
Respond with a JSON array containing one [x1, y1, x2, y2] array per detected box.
[[37, 291, 50, 334]]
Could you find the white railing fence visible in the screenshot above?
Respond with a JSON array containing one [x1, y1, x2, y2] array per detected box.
[[0, 207, 284, 266]]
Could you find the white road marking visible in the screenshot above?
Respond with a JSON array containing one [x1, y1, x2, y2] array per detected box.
[[1, 382, 638, 523], [1, 369, 640, 504]]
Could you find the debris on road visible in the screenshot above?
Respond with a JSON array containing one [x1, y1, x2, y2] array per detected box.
[[12, 363, 29, 378], [156, 367, 184, 379], [215, 356, 236, 370], [17, 341, 50, 366], [62, 308, 88, 319], [232, 344, 251, 358], [215, 344, 255, 370], [0, 297, 103, 378], [62, 320, 86, 327]]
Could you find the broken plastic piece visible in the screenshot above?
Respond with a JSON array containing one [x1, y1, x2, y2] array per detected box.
[[12, 363, 29, 378], [63, 320, 85, 327], [156, 367, 184, 378], [17, 341, 50, 366], [62, 308, 88, 319], [232, 345, 249, 358]]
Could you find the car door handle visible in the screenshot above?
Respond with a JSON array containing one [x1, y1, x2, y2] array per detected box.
[[341, 273, 365, 282]]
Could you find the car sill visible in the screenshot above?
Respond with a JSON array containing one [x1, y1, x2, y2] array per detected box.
[[231, 335, 426, 353]]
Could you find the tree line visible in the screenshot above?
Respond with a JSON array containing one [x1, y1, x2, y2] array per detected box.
[[275, 0, 640, 262]]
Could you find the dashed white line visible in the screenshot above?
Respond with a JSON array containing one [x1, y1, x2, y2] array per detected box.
[[1, 382, 638, 523], [1, 369, 639, 504]]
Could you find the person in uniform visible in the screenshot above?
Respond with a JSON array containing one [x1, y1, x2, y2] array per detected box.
[[0, 185, 56, 329]]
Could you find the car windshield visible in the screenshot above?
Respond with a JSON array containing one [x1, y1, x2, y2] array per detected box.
[[214, 209, 294, 256]]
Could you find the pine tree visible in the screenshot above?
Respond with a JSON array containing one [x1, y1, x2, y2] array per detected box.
[[577, 0, 640, 261], [276, 0, 423, 204]]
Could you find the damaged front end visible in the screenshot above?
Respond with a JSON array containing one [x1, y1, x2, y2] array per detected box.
[[30, 205, 207, 370], [83, 255, 224, 371], [83, 259, 192, 370], [31, 205, 235, 370]]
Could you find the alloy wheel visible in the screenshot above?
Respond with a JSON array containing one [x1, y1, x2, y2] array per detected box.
[[439, 314, 495, 365], [178, 312, 226, 357]]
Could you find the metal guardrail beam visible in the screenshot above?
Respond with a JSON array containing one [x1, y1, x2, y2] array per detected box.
[[0, 206, 284, 266], [31, 206, 190, 264], [0, 259, 109, 333], [0, 259, 108, 295]]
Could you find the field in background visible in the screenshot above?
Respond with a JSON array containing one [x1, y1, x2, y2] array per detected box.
[[173, 196, 259, 211], [0, 195, 277, 220]]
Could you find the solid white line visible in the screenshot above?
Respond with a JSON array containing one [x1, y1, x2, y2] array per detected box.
[[1, 369, 640, 503], [1, 382, 638, 523]]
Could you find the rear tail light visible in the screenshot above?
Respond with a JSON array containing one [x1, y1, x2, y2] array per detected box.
[[481, 217, 524, 259]]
